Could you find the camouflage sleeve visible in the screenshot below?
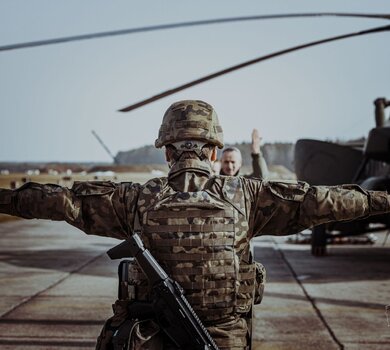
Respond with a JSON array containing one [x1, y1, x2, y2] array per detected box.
[[246, 179, 390, 237], [249, 152, 269, 179], [258, 151, 269, 179], [250, 153, 262, 179], [0, 181, 140, 239]]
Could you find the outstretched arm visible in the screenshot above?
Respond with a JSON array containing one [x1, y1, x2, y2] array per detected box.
[[247, 179, 389, 237], [0, 181, 140, 239]]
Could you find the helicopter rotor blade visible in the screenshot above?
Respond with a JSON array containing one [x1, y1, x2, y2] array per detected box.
[[118, 24, 390, 113], [0, 12, 389, 52]]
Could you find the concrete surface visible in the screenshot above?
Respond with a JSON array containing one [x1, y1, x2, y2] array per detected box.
[[0, 219, 389, 349]]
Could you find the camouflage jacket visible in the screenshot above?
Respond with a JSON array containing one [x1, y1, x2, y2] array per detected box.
[[0, 158, 388, 240]]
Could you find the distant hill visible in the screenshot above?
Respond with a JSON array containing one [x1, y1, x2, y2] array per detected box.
[[116, 145, 166, 165], [116, 142, 295, 171], [0, 143, 295, 175]]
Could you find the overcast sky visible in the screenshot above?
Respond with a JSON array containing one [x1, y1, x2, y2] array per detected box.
[[1, 0, 389, 162]]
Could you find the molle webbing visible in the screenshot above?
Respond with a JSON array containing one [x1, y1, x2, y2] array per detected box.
[[123, 260, 254, 305], [155, 237, 235, 247], [188, 295, 253, 306], [170, 265, 236, 275], [179, 279, 236, 289], [136, 181, 254, 321], [125, 176, 253, 349], [143, 224, 234, 233], [147, 209, 234, 219], [156, 251, 235, 261]]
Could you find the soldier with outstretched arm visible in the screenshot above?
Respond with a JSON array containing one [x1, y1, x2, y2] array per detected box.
[[0, 100, 389, 350]]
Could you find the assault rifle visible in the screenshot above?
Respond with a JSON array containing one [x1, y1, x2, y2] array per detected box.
[[107, 233, 220, 350]]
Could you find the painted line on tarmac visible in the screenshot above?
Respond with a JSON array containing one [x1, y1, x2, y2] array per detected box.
[[271, 238, 345, 350]]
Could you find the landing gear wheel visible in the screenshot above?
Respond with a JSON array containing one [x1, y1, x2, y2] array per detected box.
[[311, 224, 327, 257]]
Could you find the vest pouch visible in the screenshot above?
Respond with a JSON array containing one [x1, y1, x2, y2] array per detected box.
[[253, 262, 266, 305], [118, 259, 148, 301]]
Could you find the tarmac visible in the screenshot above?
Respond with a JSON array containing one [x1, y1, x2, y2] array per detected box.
[[0, 219, 389, 350]]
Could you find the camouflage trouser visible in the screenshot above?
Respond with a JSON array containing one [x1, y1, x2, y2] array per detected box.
[[208, 316, 251, 350]]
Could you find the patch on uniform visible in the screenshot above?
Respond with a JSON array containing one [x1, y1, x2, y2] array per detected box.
[[267, 180, 309, 202]]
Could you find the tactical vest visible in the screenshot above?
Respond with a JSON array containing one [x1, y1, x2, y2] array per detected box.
[[131, 176, 256, 322]]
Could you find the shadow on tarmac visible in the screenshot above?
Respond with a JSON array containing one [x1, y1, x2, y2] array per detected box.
[[1, 244, 389, 282], [0, 245, 115, 276], [253, 245, 390, 283]]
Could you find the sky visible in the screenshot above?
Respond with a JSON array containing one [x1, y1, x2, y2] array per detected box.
[[0, 0, 389, 162]]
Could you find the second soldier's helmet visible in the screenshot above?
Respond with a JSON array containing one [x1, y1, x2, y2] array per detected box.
[[155, 100, 224, 149]]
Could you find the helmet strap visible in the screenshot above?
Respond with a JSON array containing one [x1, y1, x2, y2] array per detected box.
[[171, 140, 208, 159]]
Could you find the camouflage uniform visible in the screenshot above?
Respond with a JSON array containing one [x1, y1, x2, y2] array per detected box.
[[0, 100, 389, 350]]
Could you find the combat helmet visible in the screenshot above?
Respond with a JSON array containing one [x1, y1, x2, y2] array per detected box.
[[155, 100, 224, 149]]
